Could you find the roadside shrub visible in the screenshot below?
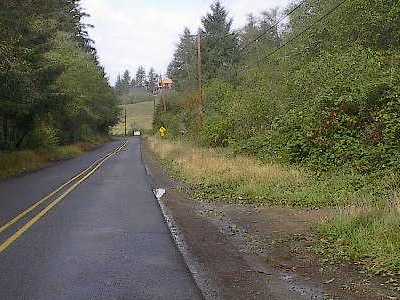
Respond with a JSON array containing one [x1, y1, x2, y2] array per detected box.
[[232, 48, 400, 173], [157, 48, 400, 176], [23, 122, 60, 149], [200, 116, 233, 147], [300, 49, 400, 173], [204, 79, 235, 117], [153, 93, 186, 137]]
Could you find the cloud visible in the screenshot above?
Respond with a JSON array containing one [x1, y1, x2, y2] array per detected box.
[[80, 0, 290, 84]]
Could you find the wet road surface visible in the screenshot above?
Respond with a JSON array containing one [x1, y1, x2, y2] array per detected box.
[[0, 138, 201, 299]]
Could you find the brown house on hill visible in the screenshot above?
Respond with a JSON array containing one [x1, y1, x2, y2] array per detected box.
[[159, 78, 174, 90]]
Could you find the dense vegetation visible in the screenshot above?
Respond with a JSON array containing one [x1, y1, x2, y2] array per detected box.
[[155, 0, 400, 274], [0, 0, 120, 151], [158, 0, 400, 174]]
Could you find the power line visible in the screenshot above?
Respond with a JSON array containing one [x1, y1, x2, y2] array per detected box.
[[256, 0, 349, 65], [240, 0, 307, 53], [189, 1, 305, 58], [179, 0, 350, 84]]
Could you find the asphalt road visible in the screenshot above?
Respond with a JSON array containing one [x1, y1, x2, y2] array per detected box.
[[0, 138, 201, 300]]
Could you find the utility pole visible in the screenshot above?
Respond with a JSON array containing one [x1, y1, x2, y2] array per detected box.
[[160, 74, 167, 112], [197, 30, 203, 119], [124, 106, 127, 137]]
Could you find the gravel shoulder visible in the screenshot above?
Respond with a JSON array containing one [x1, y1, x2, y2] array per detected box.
[[143, 138, 399, 300]]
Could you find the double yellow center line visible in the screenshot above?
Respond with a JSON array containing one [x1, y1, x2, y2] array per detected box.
[[0, 141, 128, 254]]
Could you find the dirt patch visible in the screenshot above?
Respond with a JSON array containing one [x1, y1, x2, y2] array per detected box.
[[143, 139, 399, 300], [218, 205, 399, 299]]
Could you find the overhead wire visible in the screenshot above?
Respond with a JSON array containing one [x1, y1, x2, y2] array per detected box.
[[257, 0, 350, 64], [239, 0, 307, 53]]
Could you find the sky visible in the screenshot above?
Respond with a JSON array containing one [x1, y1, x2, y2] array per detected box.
[[80, 0, 291, 84]]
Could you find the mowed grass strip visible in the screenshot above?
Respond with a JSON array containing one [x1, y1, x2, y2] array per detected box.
[[148, 136, 400, 274]]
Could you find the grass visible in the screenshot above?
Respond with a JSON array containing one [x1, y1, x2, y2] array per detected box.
[[0, 138, 108, 180], [148, 136, 304, 200], [318, 204, 400, 274], [147, 137, 398, 208], [118, 89, 158, 105], [112, 101, 156, 135], [148, 136, 400, 274]]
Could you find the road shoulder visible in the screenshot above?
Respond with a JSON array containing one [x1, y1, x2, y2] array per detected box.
[[142, 138, 399, 300], [143, 139, 319, 299]]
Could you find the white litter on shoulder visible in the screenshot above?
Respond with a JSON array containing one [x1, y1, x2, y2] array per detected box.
[[153, 188, 166, 200]]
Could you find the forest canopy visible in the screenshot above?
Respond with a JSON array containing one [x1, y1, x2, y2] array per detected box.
[[0, 0, 120, 150]]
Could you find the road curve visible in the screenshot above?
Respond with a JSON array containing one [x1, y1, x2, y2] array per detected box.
[[0, 138, 201, 300]]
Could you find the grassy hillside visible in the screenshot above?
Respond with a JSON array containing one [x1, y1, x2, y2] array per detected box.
[[112, 100, 156, 135], [118, 88, 157, 105]]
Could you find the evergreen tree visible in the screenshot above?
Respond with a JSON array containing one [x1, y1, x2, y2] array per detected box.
[[201, 1, 239, 81], [135, 66, 146, 88], [148, 68, 157, 93], [0, 0, 120, 149], [121, 70, 132, 93], [115, 74, 123, 94], [130, 78, 136, 89], [167, 28, 197, 91], [0, 1, 62, 148]]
